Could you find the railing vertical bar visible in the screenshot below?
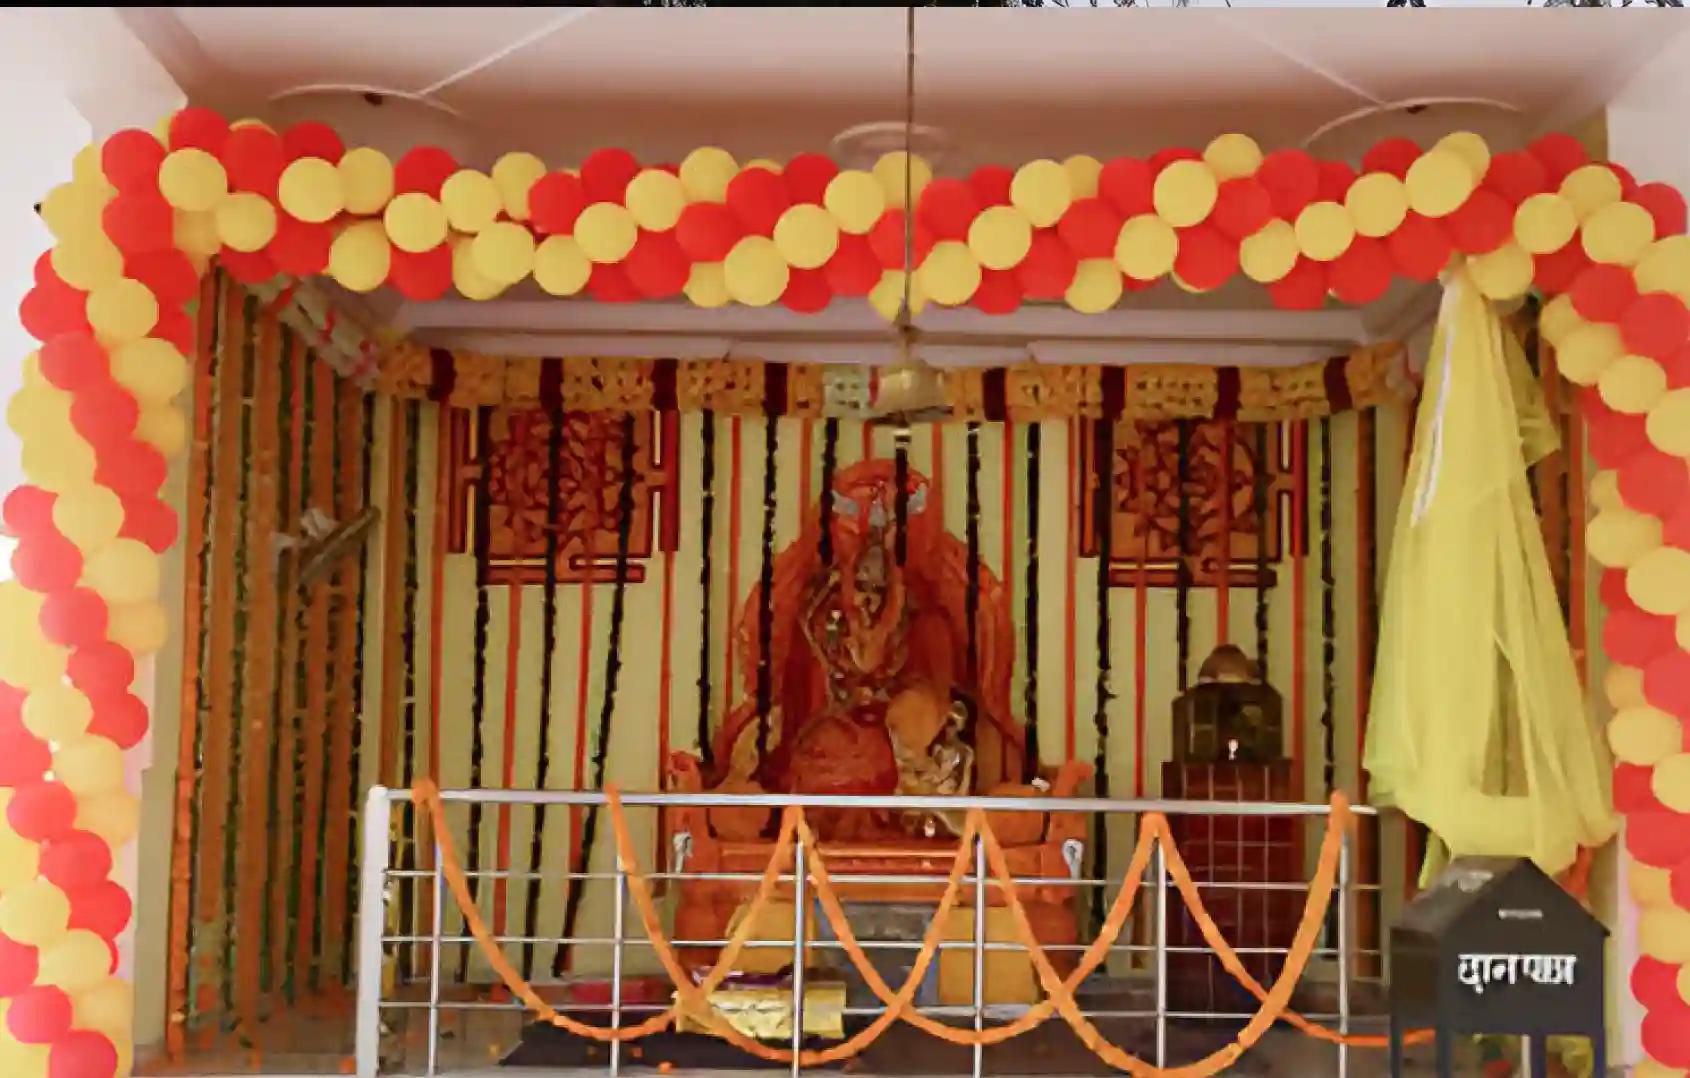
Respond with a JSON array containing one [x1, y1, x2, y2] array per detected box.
[[790, 837, 807, 1078], [972, 834, 986, 1078], [426, 845, 444, 1077], [610, 864, 627, 1077], [1337, 822, 1351, 1078], [355, 786, 392, 1078], [1154, 841, 1167, 1069]]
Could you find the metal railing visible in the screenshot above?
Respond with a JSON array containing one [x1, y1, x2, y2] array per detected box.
[[355, 785, 1380, 1078]]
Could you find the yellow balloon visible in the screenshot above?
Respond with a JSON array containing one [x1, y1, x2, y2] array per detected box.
[[1538, 292, 1583, 347], [0, 1036, 48, 1077], [574, 202, 637, 263], [723, 236, 789, 308], [1653, 753, 1690, 814], [824, 170, 885, 235], [1065, 258, 1123, 314], [213, 191, 277, 253], [0, 878, 70, 947], [1240, 219, 1298, 283], [278, 157, 345, 224], [1404, 149, 1474, 219], [22, 428, 95, 493], [108, 599, 168, 655], [136, 405, 187, 457], [1630, 545, 1690, 616], [52, 484, 124, 552], [1433, 131, 1491, 184], [492, 151, 547, 220], [83, 538, 161, 604], [1606, 663, 1647, 709], [337, 147, 394, 215], [37, 929, 109, 993], [773, 204, 839, 270], [1294, 201, 1355, 262], [1469, 244, 1533, 301], [111, 338, 189, 404], [328, 221, 390, 293], [51, 233, 124, 292], [967, 205, 1032, 271], [684, 261, 730, 309], [1011, 159, 1073, 229], [472, 221, 537, 285], [451, 237, 504, 301], [680, 147, 738, 203], [873, 151, 931, 210], [1514, 193, 1578, 255], [158, 148, 227, 212], [173, 209, 221, 261], [383, 192, 448, 254], [1587, 506, 1662, 567], [73, 978, 133, 1043], [1634, 1059, 1686, 1078], [1115, 214, 1177, 281], [440, 170, 500, 234], [533, 235, 590, 297], [1636, 235, 1690, 299], [1680, 608, 1690, 652], [1063, 154, 1103, 198], [1632, 862, 1675, 907], [1582, 200, 1656, 266], [76, 789, 140, 848], [1601, 354, 1668, 414], [1556, 322, 1623, 386], [0, 635, 66, 692], [917, 241, 982, 307], [55, 736, 126, 797], [0, 817, 38, 891], [23, 683, 93, 742], [1560, 164, 1622, 222], [626, 169, 687, 232], [1589, 469, 1624, 512], [1648, 389, 1690, 457], [868, 269, 926, 321], [1203, 134, 1262, 181], [6, 382, 67, 442], [1153, 160, 1218, 229], [1639, 905, 1690, 964], [1610, 705, 1682, 766], [1345, 173, 1408, 239], [40, 183, 109, 244], [87, 278, 159, 344]]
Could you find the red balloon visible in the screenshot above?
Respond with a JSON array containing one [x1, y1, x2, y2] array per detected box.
[[125, 250, 199, 307], [674, 202, 742, 262], [1483, 151, 1549, 206], [585, 262, 640, 304], [1329, 236, 1394, 306], [0, 729, 50, 787], [1257, 150, 1321, 220], [387, 246, 452, 302], [1098, 157, 1154, 219], [19, 279, 91, 342], [1267, 257, 1328, 311], [1632, 955, 1682, 1008], [1619, 448, 1690, 518], [1600, 567, 1635, 613], [725, 167, 791, 237], [6, 985, 71, 1044], [1444, 189, 1512, 255], [1057, 198, 1123, 260], [971, 269, 1021, 315], [1387, 213, 1453, 283], [1621, 292, 1690, 360], [280, 121, 343, 164], [1634, 182, 1689, 238], [1585, 398, 1651, 469], [1148, 147, 1200, 173], [1604, 607, 1679, 667], [100, 129, 165, 193], [1571, 264, 1639, 324], [3, 485, 56, 537], [40, 588, 109, 650], [88, 691, 148, 751], [529, 172, 588, 235], [1629, 810, 1690, 867], [868, 210, 934, 270], [1360, 138, 1421, 180], [10, 532, 83, 595], [1666, 504, 1690, 551], [40, 830, 113, 891], [779, 267, 832, 314], [267, 214, 332, 276], [1317, 160, 1357, 203], [6, 782, 76, 842], [222, 125, 286, 198], [67, 642, 135, 697], [1644, 649, 1690, 719], [623, 231, 689, 299], [968, 165, 1015, 209], [218, 248, 278, 285], [1608, 162, 1641, 201], [1675, 862, 1690, 908], [1528, 133, 1589, 185], [823, 234, 882, 297], [96, 439, 167, 495], [580, 147, 640, 204], [1532, 238, 1591, 296], [917, 178, 979, 242], [168, 106, 228, 154], [783, 153, 839, 205], [1615, 762, 1666, 813], [67, 880, 132, 941], [1642, 1002, 1690, 1069], [1174, 225, 1238, 292], [101, 192, 175, 254], [153, 307, 195, 357], [1016, 229, 1077, 299], [1211, 178, 1274, 242], [50, 1032, 118, 1078], [70, 380, 141, 451], [0, 934, 37, 998], [393, 146, 457, 196]]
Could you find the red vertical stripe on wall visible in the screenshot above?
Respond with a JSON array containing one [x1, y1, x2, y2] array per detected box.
[[1064, 419, 1078, 761], [724, 418, 744, 720], [799, 418, 814, 517], [1290, 420, 1308, 801], [1132, 446, 1149, 798], [1000, 421, 1016, 722]]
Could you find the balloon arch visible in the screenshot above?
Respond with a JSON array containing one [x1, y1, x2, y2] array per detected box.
[[3, 108, 1690, 1075]]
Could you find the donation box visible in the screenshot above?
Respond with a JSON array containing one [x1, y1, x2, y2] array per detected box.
[[1387, 856, 1606, 1078]]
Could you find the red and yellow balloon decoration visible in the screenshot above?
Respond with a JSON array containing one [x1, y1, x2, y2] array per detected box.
[[8, 106, 1690, 1074]]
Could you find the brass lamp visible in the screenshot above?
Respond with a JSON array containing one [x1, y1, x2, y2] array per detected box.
[[870, 326, 951, 429]]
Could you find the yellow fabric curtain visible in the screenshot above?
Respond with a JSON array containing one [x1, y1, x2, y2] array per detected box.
[[1363, 268, 1615, 881]]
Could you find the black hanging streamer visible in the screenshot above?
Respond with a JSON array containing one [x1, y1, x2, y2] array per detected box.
[[818, 419, 840, 567], [520, 399, 565, 978], [964, 423, 981, 745], [695, 410, 716, 767], [1089, 418, 1115, 927], [754, 416, 779, 763], [1022, 422, 1041, 782], [457, 405, 492, 983], [556, 412, 639, 974], [1319, 417, 1336, 798], [1175, 420, 1192, 693], [1253, 423, 1270, 674], [893, 432, 910, 566]]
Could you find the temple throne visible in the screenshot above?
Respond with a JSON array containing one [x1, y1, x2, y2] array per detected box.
[[666, 460, 1090, 1006]]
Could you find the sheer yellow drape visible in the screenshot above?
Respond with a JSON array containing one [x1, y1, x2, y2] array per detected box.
[[1364, 268, 1615, 882]]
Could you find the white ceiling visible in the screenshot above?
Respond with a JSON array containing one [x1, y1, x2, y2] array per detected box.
[[111, 6, 1689, 364]]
